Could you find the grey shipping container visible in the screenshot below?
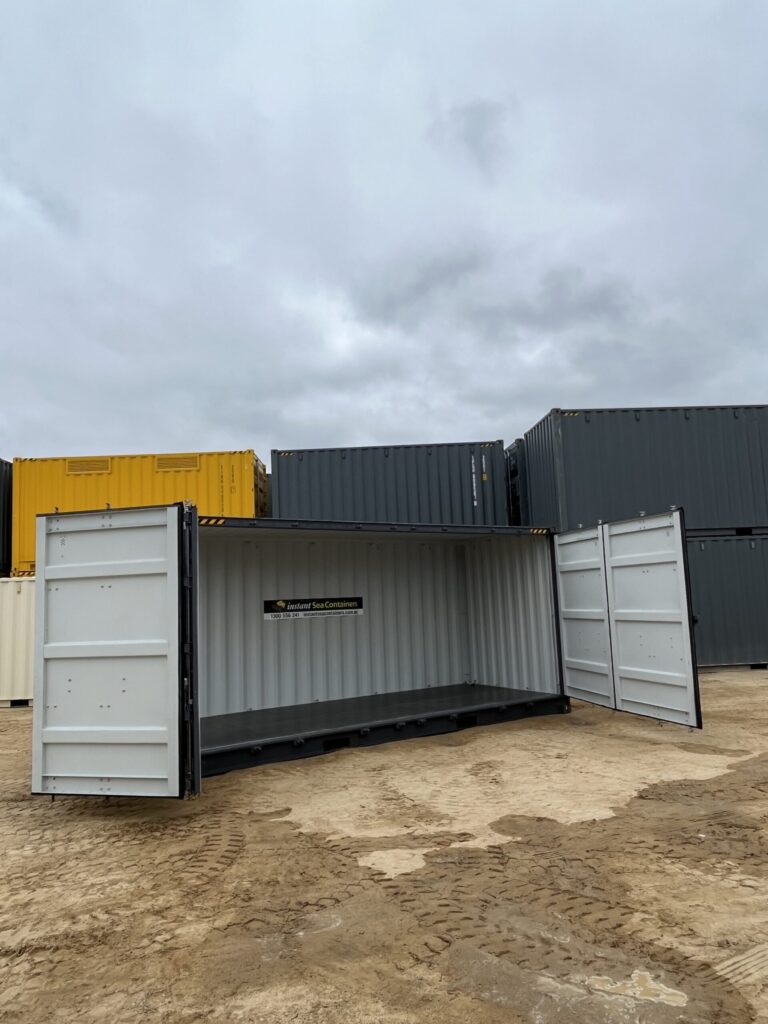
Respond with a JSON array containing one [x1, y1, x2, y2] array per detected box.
[[523, 406, 768, 531], [687, 532, 768, 667], [271, 441, 508, 526], [31, 504, 700, 798], [0, 459, 11, 576]]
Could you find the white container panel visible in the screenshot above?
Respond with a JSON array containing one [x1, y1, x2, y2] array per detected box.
[[0, 578, 35, 702], [32, 506, 184, 797]]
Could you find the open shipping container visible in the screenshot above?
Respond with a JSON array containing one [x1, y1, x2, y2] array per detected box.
[[31, 505, 700, 798], [12, 449, 268, 576]]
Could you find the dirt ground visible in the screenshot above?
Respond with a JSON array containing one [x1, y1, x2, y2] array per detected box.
[[2, 669, 768, 1023]]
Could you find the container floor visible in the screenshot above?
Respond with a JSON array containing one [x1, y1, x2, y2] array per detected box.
[[200, 683, 568, 776]]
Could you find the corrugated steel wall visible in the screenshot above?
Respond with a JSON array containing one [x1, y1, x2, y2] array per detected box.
[[0, 459, 10, 576], [523, 406, 768, 531], [271, 442, 509, 526], [466, 537, 559, 690], [12, 449, 265, 575], [523, 415, 564, 528], [198, 530, 557, 717], [687, 535, 768, 666], [0, 578, 34, 701]]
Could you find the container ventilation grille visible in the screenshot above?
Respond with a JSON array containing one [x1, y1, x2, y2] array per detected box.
[[65, 457, 111, 475], [155, 454, 200, 472]]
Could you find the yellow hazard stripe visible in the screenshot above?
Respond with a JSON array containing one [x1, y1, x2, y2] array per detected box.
[[528, 528, 549, 535], [199, 517, 226, 526]]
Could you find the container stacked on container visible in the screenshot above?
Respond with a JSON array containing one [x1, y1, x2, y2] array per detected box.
[[11, 449, 268, 576], [510, 405, 768, 666], [271, 441, 509, 526]]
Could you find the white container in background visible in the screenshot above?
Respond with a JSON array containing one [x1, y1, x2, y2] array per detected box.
[[0, 577, 34, 703]]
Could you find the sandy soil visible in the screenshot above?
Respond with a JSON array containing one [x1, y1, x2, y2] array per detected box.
[[2, 668, 768, 1022]]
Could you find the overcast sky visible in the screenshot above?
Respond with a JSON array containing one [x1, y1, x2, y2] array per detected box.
[[1, 2, 766, 466]]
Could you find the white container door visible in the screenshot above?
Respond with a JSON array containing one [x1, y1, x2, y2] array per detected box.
[[553, 527, 614, 707], [32, 505, 199, 797], [602, 510, 700, 726], [555, 510, 701, 728]]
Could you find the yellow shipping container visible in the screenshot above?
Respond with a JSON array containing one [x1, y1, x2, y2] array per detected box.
[[12, 449, 268, 576]]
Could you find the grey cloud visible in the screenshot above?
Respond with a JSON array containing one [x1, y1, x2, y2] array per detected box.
[[1, 0, 767, 468], [350, 249, 637, 345], [428, 98, 516, 174], [462, 266, 638, 342], [352, 245, 490, 328]]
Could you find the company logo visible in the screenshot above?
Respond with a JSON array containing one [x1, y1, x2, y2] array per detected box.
[[264, 596, 364, 620]]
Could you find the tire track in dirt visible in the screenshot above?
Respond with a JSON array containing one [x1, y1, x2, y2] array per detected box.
[[322, 757, 768, 1021], [3, 679, 768, 1023], [0, 810, 246, 957], [712, 945, 768, 987]]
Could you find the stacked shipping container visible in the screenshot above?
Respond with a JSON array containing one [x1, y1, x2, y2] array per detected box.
[[2, 417, 765, 682], [11, 449, 268, 575], [517, 406, 768, 531], [511, 406, 768, 666], [271, 441, 508, 526]]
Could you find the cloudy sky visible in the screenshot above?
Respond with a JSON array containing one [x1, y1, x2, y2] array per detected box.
[[1, 1, 766, 465]]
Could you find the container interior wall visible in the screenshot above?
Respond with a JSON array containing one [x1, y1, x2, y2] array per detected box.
[[198, 531, 558, 717], [12, 450, 260, 575], [465, 537, 559, 693], [687, 535, 768, 666], [0, 577, 34, 701]]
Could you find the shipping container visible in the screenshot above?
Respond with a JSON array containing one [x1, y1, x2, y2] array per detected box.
[[0, 459, 10, 576], [0, 577, 34, 703], [271, 441, 508, 526], [522, 406, 768, 531], [12, 449, 267, 576], [687, 532, 768, 667], [31, 504, 700, 798]]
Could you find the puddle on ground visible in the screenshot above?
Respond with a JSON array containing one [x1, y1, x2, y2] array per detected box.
[[587, 970, 688, 1006], [357, 848, 432, 877]]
